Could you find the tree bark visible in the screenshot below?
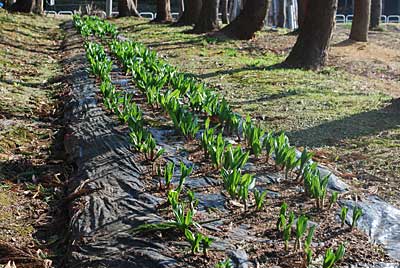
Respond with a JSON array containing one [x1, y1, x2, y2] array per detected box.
[[118, 0, 140, 17], [277, 0, 286, 27], [153, 0, 173, 23], [283, 0, 338, 70], [369, 0, 381, 29], [221, 0, 229, 24], [297, 0, 308, 30], [193, 0, 220, 33], [219, 0, 269, 39], [229, 0, 241, 21], [176, 0, 202, 26], [34, 0, 43, 14], [350, 0, 371, 42]]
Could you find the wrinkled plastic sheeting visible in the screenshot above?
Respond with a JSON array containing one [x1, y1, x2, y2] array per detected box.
[[340, 196, 400, 261], [63, 24, 179, 268]]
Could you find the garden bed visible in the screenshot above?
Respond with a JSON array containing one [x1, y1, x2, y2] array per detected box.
[[64, 17, 400, 268]]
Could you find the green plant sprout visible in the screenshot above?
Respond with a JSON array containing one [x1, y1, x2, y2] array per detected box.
[[201, 235, 213, 258], [294, 215, 308, 251], [277, 202, 288, 231], [187, 190, 199, 211], [215, 258, 233, 268], [177, 162, 193, 193], [351, 207, 363, 230], [208, 134, 226, 169], [340, 206, 348, 227], [262, 131, 275, 163], [274, 133, 291, 170], [284, 147, 300, 180], [184, 229, 203, 254], [223, 144, 249, 171], [296, 148, 314, 181], [283, 211, 295, 251], [164, 162, 175, 189], [172, 202, 198, 231], [323, 244, 345, 268], [201, 118, 215, 159], [168, 189, 179, 209], [254, 188, 267, 211], [329, 191, 338, 209], [304, 225, 316, 265]]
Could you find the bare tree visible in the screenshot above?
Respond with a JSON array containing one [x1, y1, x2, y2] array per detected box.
[[118, 0, 140, 17], [350, 0, 371, 41], [219, 0, 269, 39], [193, 0, 220, 33], [153, 0, 173, 23], [283, 0, 338, 69], [369, 0, 382, 30], [176, 0, 202, 26]]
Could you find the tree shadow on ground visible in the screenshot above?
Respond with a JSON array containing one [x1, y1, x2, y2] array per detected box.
[[288, 98, 400, 147], [195, 62, 284, 80]]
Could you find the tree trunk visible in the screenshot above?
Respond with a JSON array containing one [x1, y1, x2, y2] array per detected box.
[[297, 0, 308, 30], [34, 0, 43, 14], [118, 0, 140, 17], [369, 0, 381, 29], [9, 0, 35, 13], [350, 0, 371, 42], [153, 0, 173, 23], [221, 0, 229, 24], [193, 0, 220, 33], [283, 0, 337, 70], [229, 0, 241, 21], [219, 0, 269, 39], [176, 0, 202, 26], [277, 0, 286, 27]]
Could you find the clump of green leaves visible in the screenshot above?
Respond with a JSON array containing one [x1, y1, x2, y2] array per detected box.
[[254, 189, 267, 211], [208, 134, 226, 169], [274, 132, 290, 170], [283, 211, 295, 251], [323, 244, 345, 268], [303, 164, 329, 209], [296, 148, 314, 181], [221, 168, 254, 211], [215, 258, 233, 268], [223, 144, 249, 170], [243, 116, 264, 157], [294, 215, 308, 251], [262, 131, 275, 163], [201, 118, 215, 159], [177, 162, 193, 193], [277, 202, 288, 231]]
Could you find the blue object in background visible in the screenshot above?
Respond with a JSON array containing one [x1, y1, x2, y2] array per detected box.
[[0, 2, 4, 8]]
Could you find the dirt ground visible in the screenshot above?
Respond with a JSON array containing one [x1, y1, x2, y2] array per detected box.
[[0, 12, 69, 267]]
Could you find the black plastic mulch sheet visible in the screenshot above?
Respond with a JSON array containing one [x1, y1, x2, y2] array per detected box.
[[63, 23, 400, 268]]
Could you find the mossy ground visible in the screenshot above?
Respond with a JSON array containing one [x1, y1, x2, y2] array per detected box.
[[113, 18, 400, 207], [0, 11, 67, 266]]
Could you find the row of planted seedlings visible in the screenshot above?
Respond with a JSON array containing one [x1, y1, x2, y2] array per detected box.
[[74, 15, 215, 259], [73, 15, 364, 268]]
